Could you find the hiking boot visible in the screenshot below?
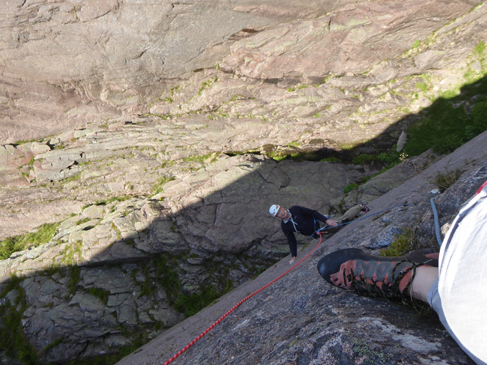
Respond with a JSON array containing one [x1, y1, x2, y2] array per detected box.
[[317, 248, 438, 300]]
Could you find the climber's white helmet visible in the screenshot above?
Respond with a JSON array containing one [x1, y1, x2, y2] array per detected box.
[[269, 204, 280, 217]]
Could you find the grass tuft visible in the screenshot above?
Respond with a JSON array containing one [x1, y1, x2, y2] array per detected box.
[[343, 183, 359, 194], [380, 227, 416, 257], [0, 223, 60, 260], [433, 169, 462, 193], [152, 176, 176, 195]]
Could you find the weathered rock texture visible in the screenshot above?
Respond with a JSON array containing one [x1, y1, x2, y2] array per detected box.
[[1, 0, 487, 364], [1, 0, 359, 144], [1, 0, 486, 149], [118, 130, 487, 365]]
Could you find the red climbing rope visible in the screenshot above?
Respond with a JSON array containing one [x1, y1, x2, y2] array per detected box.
[[161, 232, 325, 365]]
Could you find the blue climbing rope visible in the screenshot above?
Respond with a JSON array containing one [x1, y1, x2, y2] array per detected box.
[[430, 196, 443, 246]]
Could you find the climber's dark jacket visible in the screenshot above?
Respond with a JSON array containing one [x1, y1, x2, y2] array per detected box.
[[281, 205, 328, 257]]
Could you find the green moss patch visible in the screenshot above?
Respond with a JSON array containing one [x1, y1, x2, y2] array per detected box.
[[0, 223, 60, 260], [380, 227, 416, 257]]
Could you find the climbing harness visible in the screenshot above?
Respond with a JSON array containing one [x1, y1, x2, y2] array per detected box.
[[311, 217, 321, 236], [287, 210, 299, 233], [160, 202, 409, 365]]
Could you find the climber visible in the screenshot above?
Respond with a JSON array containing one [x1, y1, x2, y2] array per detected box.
[[317, 181, 487, 365], [269, 204, 369, 264]]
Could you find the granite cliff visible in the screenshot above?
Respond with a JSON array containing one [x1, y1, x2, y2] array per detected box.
[[1, 0, 487, 364]]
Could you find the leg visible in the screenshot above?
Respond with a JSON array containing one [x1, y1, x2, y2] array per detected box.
[[407, 266, 439, 302], [336, 204, 363, 224]]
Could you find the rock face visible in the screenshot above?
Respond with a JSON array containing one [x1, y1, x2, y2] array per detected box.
[[0, 153, 367, 280], [1, 0, 487, 364], [1, 140, 373, 363], [0, 0, 358, 144], [117, 130, 487, 365], [1, 0, 485, 147]]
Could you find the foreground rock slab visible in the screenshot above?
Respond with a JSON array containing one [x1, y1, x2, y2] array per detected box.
[[116, 130, 487, 365]]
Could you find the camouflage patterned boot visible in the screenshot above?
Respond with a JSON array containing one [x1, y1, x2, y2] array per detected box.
[[317, 248, 438, 300]]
